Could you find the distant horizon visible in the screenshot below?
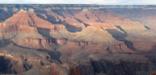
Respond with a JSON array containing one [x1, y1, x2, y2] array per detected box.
[[0, 0, 156, 5], [1, 4, 156, 9]]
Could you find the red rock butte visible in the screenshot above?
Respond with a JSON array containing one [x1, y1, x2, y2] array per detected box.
[[5, 9, 54, 30]]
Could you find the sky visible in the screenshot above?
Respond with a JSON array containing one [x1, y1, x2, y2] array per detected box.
[[0, 0, 156, 4]]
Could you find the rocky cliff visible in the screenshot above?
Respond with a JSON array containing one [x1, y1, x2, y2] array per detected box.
[[0, 9, 55, 49], [0, 5, 156, 75]]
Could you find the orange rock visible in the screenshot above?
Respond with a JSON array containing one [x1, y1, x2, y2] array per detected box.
[[5, 9, 54, 30], [51, 63, 59, 75]]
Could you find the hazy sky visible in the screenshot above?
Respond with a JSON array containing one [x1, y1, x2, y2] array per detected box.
[[0, 0, 156, 4]]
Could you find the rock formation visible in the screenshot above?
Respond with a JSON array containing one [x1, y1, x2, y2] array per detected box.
[[0, 5, 156, 75], [0, 9, 55, 49]]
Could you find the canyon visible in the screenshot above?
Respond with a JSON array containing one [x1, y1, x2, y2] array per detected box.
[[0, 5, 156, 75]]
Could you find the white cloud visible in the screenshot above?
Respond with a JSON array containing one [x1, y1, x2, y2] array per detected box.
[[0, 0, 156, 4]]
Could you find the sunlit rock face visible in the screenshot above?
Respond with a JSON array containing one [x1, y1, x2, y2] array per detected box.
[[0, 9, 55, 49], [0, 5, 156, 75]]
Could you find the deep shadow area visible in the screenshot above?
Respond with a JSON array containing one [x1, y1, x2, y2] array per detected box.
[[90, 59, 150, 75], [145, 45, 156, 70], [23, 59, 32, 71], [0, 56, 16, 74], [37, 28, 57, 44], [70, 58, 152, 75], [0, 9, 13, 22], [106, 29, 136, 50], [0, 39, 11, 48], [36, 10, 63, 24], [37, 28, 51, 38], [106, 29, 126, 41], [64, 23, 82, 32], [116, 26, 127, 35], [48, 50, 62, 63], [144, 25, 150, 30]]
